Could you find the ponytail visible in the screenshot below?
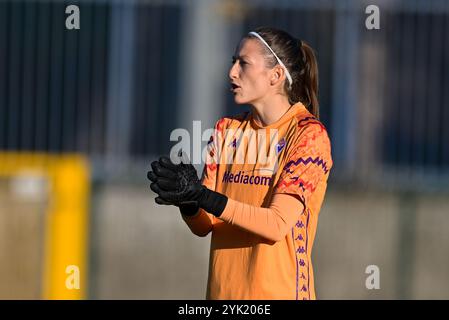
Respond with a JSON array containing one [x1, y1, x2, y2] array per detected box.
[[298, 41, 319, 119]]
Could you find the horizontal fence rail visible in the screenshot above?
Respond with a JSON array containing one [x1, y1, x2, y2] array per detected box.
[[0, 0, 448, 190]]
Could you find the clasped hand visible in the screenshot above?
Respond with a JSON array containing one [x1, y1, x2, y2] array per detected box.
[[147, 155, 205, 207]]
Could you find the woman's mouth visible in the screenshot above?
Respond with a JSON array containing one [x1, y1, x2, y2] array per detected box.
[[230, 83, 241, 92]]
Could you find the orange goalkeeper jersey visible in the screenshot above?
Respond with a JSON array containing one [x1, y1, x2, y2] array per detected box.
[[182, 101, 333, 300]]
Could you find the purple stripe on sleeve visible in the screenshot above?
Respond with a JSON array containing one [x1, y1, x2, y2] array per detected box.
[[306, 211, 310, 300]]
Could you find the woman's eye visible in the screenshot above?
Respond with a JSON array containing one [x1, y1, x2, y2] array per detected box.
[[231, 57, 247, 66]]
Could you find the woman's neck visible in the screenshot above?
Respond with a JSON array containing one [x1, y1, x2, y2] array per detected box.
[[251, 95, 292, 127]]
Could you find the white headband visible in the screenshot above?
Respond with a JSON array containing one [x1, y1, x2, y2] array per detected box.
[[248, 31, 293, 88]]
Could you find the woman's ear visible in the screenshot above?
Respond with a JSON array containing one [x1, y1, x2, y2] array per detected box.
[[270, 66, 284, 86]]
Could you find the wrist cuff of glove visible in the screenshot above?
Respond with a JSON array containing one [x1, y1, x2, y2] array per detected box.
[[199, 187, 228, 217], [179, 202, 200, 217]]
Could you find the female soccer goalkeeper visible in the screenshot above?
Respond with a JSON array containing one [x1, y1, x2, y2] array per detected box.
[[148, 26, 332, 300]]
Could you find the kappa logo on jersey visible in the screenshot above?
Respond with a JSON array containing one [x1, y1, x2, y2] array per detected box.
[[276, 137, 286, 154], [229, 137, 237, 149], [207, 136, 214, 145]]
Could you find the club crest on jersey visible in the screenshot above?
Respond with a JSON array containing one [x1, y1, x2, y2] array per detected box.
[[276, 137, 286, 154]]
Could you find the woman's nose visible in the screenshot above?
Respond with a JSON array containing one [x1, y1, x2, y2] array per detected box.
[[228, 61, 238, 80]]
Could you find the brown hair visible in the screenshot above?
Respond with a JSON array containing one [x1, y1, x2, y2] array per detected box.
[[245, 26, 320, 119]]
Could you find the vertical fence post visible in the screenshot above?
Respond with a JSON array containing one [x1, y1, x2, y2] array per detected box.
[[330, 1, 360, 180], [178, 0, 234, 170], [105, 0, 136, 169], [396, 191, 417, 299]]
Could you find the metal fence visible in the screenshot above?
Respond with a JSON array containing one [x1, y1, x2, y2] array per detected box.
[[1, 0, 449, 188]]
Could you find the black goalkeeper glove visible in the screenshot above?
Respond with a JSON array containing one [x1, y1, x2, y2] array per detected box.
[[147, 155, 227, 217], [147, 157, 200, 216]]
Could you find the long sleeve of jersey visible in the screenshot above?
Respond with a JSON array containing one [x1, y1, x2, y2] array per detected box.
[[181, 208, 215, 237], [182, 193, 303, 241], [218, 193, 304, 242]]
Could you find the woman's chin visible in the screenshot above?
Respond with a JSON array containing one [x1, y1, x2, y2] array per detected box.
[[233, 95, 247, 105]]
